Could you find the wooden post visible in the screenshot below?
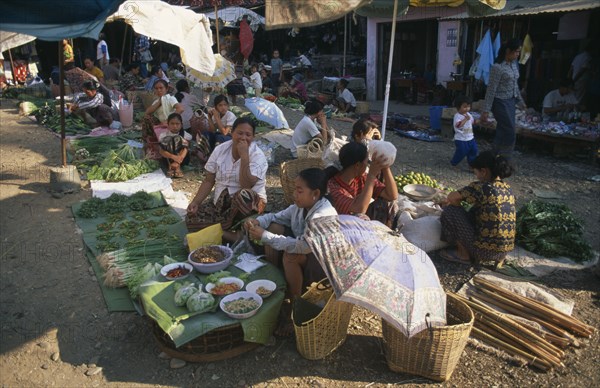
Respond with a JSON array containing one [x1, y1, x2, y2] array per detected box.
[[120, 24, 128, 74], [59, 42, 67, 167], [7, 48, 17, 84], [215, 4, 220, 54]]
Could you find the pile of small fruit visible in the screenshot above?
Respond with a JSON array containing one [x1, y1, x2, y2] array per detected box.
[[394, 171, 443, 193]]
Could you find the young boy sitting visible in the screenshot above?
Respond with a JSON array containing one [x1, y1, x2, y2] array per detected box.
[[333, 79, 356, 113], [159, 113, 189, 178]]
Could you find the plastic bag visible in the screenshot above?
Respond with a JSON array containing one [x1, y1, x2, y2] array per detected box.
[[186, 290, 216, 313], [368, 140, 397, 167], [174, 283, 198, 307]]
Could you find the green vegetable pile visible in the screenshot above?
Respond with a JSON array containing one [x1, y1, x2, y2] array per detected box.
[[86, 144, 158, 182], [276, 96, 303, 110], [32, 103, 90, 134], [77, 192, 156, 218], [516, 200, 594, 262]]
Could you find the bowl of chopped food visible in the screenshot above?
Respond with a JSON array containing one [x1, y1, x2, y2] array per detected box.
[[205, 277, 244, 296], [160, 262, 194, 280], [220, 291, 263, 319], [403, 184, 437, 201], [188, 245, 234, 274], [245, 279, 276, 299]]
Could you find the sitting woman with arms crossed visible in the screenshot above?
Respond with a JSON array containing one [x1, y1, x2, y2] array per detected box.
[[439, 151, 516, 268], [327, 142, 399, 228], [291, 99, 329, 158], [186, 117, 268, 242]]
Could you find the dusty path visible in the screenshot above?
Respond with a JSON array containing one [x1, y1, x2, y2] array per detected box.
[[1, 100, 599, 387]]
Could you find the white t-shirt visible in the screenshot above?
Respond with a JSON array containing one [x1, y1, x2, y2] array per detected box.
[[291, 115, 320, 157], [204, 141, 268, 204], [298, 55, 312, 67], [211, 110, 237, 130], [453, 112, 474, 141], [542, 89, 578, 113], [96, 40, 109, 61], [338, 88, 356, 107], [249, 72, 262, 90], [152, 95, 179, 123]]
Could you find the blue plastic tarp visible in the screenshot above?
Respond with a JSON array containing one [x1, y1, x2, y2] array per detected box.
[[0, 0, 125, 40]]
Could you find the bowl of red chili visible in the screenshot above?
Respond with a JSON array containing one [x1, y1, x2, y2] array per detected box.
[[160, 262, 193, 281]]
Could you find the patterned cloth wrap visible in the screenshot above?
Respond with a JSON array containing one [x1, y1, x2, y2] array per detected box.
[[304, 214, 447, 337], [186, 188, 266, 232]]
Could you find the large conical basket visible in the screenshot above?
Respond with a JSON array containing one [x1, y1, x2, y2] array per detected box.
[[292, 279, 353, 360], [382, 293, 474, 382]]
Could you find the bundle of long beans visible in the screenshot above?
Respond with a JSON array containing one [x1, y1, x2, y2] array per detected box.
[[450, 278, 595, 371]]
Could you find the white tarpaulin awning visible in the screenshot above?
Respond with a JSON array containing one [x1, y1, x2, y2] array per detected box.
[[441, 0, 600, 19], [204, 6, 265, 32], [107, 0, 215, 76], [0, 30, 36, 60]]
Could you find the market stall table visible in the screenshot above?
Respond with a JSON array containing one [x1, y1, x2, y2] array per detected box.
[[140, 260, 286, 361], [520, 127, 600, 161]]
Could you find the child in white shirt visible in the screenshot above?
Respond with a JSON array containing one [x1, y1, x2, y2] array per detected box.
[[451, 96, 478, 167]]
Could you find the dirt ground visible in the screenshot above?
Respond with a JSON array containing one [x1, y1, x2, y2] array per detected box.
[[1, 99, 599, 388]]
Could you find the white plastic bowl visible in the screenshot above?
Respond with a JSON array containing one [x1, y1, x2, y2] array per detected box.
[[403, 184, 437, 201], [220, 291, 263, 319], [187, 245, 233, 274], [245, 279, 276, 299], [205, 277, 244, 296], [160, 262, 193, 280]]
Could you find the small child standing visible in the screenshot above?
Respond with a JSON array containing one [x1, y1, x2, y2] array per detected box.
[[451, 96, 478, 167], [159, 113, 189, 178], [270, 50, 283, 94]]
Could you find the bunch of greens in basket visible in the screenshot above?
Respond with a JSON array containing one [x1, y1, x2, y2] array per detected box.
[[516, 200, 594, 262], [86, 144, 158, 182]]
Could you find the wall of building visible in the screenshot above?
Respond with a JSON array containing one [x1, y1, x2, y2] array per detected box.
[[437, 20, 461, 86]]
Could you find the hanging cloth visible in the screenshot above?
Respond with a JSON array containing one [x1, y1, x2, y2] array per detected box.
[[239, 19, 254, 60], [474, 29, 495, 85], [519, 34, 533, 65], [492, 31, 501, 59]]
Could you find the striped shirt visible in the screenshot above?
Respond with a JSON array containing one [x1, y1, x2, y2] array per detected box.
[[328, 173, 385, 215], [75, 92, 104, 110], [483, 60, 524, 113]]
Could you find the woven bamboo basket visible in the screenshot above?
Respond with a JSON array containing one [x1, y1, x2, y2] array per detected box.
[[381, 293, 474, 382], [292, 280, 354, 360], [280, 158, 325, 205], [296, 137, 324, 159], [355, 101, 370, 114], [150, 319, 260, 362]]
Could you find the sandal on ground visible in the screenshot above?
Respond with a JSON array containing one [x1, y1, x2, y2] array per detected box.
[[440, 249, 471, 265], [173, 170, 184, 178], [165, 170, 175, 178]]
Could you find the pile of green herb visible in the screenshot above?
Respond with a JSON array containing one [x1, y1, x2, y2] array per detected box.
[[87, 144, 158, 182], [77, 192, 156, 218], [516, 200, 594, 262]]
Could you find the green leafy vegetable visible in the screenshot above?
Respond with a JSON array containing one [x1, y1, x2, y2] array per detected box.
[[516, 200, 594, 262]]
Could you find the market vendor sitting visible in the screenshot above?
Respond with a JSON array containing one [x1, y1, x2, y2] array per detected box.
[[333, 78, 357, 113], [291, 99, 329, 158], [327, 142, 399, 228], [158, 113, 189, 178], [439, 151, 515, 268], [82, 57, 105, 85], [280, 73, 308, 103], [245, 167, 336, 336], [142, 79, 184, 139], [351, 118, 381, 145], [70, 80, 115, 127], [542, 79, 579, 121], [186, 117, 268, 243]]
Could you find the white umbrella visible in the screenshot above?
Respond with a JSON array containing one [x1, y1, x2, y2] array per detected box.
[[245, 97, 289, 129], [305, 215, 447, 337], [204, 6, 265, 32]]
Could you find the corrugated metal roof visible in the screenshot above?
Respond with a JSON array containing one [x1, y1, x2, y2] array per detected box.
[[441, 0, 600, 19]]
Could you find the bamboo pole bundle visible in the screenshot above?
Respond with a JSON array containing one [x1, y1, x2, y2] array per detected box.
[[451, 292, 566, 371], [474, 278, 594, 337], [471, 323, 551, 371], [516, 320, 571, 349], [469, 289, 577, 344]]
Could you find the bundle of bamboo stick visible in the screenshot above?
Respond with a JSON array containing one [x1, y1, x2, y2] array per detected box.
[[449, 277, 595, 371]]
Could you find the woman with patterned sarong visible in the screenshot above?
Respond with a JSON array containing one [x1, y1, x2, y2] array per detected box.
[[439, 151, 516, 267], [327, 142, 399, 228], [186, 117, 268, 242], [142, 79, 183, 158]]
